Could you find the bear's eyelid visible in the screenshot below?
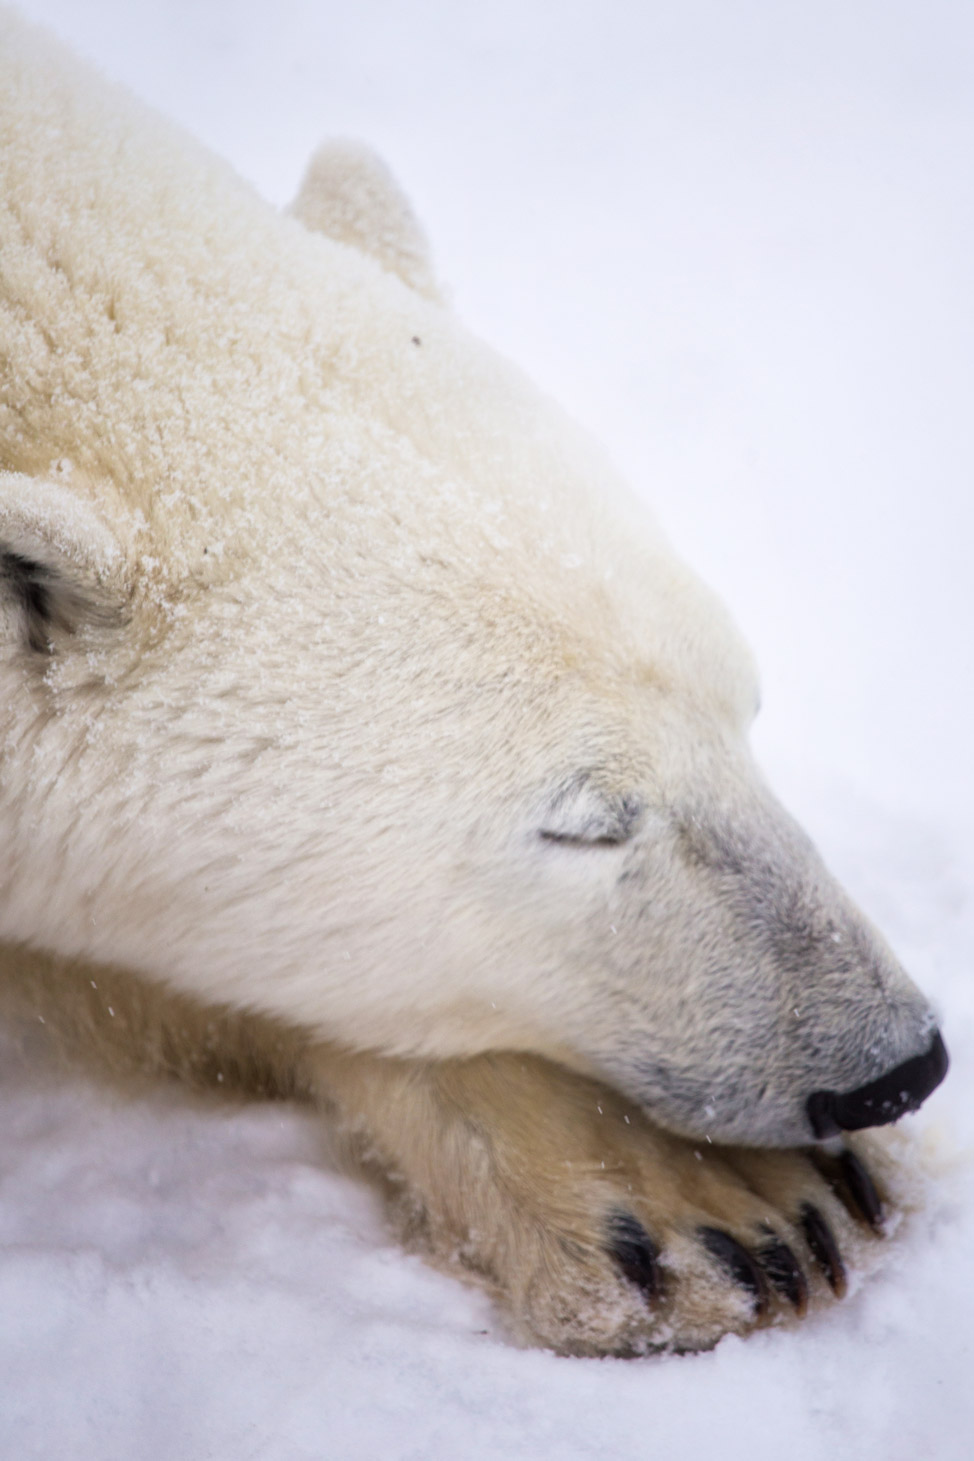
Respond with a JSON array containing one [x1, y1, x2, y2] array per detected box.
[[539, 827, 632, 848], [538, 777, 643, 847]]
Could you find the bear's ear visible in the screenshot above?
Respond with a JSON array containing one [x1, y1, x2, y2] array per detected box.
[[0, 471, 130, 652], [289, 141, 442, 302]]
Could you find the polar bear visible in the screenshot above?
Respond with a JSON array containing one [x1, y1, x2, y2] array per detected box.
[[0, 12, 947, 1354]]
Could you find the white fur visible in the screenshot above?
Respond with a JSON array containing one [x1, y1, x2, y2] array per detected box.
[[0, 9, 937, 1151]]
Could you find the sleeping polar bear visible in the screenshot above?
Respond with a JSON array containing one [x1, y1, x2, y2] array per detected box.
[[0, 11, 947, 1354]]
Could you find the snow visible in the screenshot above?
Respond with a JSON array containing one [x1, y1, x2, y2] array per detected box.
[[2, 1, 973, 1456]]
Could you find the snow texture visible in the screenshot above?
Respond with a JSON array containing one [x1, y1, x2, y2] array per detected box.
[[2, 2, 972, 1457]]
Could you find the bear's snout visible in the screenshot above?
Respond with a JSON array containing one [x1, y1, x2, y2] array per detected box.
[[806, 1029, 949, 1139]]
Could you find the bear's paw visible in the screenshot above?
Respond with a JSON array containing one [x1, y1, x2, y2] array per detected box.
[[312, 1047, 899, 1356]]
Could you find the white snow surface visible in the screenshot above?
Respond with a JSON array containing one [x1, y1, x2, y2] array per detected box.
[[2, 1, 973, 1456]]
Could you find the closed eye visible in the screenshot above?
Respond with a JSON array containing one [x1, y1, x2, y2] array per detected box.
[[537, 774, 643, 847], [539, 828, 631, 848]]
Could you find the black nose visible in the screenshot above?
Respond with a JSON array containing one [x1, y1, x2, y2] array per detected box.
[[806, 1030, 949, 1140]]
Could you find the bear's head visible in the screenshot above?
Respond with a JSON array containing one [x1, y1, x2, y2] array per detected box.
[[0, 26, 946, 1148]]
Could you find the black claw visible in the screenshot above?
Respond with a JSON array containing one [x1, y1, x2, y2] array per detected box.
[[606, 1212, 662, 1303], [698, 1227, 769, 1318], [810, 1147, 885, 1233], [755, 1231, 808, 1316], [838, 1149, 885, 1232], [800, 1202, 847, 1298]]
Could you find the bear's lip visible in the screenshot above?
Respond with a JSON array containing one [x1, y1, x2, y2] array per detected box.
[[806, 1030, 949, 1139]]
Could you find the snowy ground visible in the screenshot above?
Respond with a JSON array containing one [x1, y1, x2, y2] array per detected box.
[[2, 2, 973, 1457]]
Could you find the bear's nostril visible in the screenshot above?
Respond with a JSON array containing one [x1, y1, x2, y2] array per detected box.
[[806, 1030, 949, 1139]]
